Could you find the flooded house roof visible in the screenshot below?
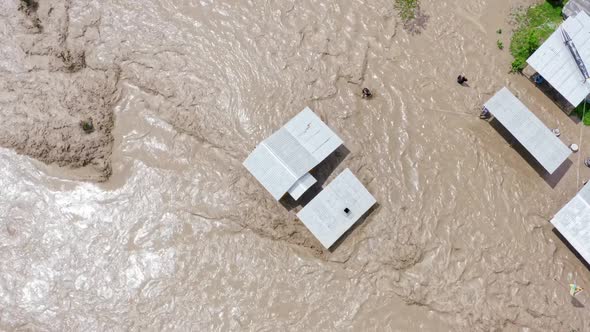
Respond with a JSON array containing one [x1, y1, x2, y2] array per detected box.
[[297, 169, 376, 249], [563, 0, 590, 18], [527, 11, 590, 107], [551, 183, 590, 264], [483, 87, 571, 174], [243, 107, 343, 200]]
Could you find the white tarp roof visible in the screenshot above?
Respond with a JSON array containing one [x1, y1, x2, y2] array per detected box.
[[551, 183, 590, 264], [483, 87, 571, 174], [243, 107, 343, 200], [297, 169, 376, 248], [527, 11, 590, 107]]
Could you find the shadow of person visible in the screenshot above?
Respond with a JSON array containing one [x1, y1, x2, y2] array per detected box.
[[572, 296, 585, 308]]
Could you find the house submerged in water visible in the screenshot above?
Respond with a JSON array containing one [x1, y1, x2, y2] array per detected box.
[[243, 107, 376, 249]]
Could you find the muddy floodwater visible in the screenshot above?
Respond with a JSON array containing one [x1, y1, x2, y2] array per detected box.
[[1, 0, 590, 330]]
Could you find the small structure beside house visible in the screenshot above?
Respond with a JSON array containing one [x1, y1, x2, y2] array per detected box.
[[483, 87, 571, 174], [243, 107, 343, 200], [297, 169, 376, 249], [563, 0, 590, 18], [527, 11, 590, 108], [551, 183, 590, 265]]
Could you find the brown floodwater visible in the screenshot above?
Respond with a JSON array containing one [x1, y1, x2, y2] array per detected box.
[[1, 0, 590, 330]]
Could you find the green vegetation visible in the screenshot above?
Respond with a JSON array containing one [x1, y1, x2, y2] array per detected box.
[[509, 0, 567, 72], [80, 119, 94, 133], [395, 0, 420, 21], [497, 40, 504, 50], [573, 101, 590, 125]]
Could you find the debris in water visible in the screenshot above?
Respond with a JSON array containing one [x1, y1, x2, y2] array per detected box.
[[81, 119, 94, 133], [570, 283, 584, 297]]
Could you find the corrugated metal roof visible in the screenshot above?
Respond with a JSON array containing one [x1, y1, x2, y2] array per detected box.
[[563, 0, 590, 18], [527, 11, 590, 107], [265, 128, 316, 179], [484, 87, 571, 174], [244, 144, 300, 200], [551, 184, 590, 264], [283, 108, 343, 162], [287, 173, 317, 200], [296, 169, 376, 248], [243, 107, 343, 200]]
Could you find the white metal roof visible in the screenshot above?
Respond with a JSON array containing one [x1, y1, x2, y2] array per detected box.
[[287, 173, 316, 200], [551, 183, 590, 264], [563, 0, 590, 18], [483, 87, 571, 174], [527, 11, 590, 107], [243, 107, 343, 200], [296, 169, 376, 248]]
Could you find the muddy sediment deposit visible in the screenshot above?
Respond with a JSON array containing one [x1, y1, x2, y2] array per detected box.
[[1, 0, 119, 180], [1, 0, 589, 330]]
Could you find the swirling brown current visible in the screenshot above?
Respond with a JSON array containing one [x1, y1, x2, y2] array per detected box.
[[1, 0, 589, 330]]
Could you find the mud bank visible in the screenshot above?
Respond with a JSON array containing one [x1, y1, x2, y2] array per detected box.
[[0, 0, 119, 181]]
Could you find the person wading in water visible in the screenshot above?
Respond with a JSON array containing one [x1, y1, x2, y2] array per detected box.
[[457, 75, 468, 85]]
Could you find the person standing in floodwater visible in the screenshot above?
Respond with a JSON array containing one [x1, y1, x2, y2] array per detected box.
[[457, 75, 468, 85]]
